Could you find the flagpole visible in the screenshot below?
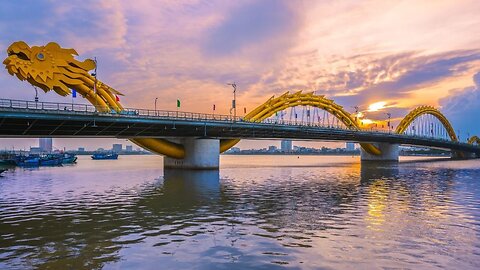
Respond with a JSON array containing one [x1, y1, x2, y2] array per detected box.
[[93, 57, 98, 112], [176, 99, 180, 118]]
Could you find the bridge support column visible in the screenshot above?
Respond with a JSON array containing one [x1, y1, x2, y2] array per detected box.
[[164, 138, 220, 169], [361, 143, 399, 162], [451, 151, 478, 160]]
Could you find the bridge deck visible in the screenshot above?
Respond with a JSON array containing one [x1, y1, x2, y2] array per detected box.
[[0, 99, 479, 154]]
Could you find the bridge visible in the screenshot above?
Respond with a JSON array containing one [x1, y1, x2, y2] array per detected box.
[[2, 41, 480, 169]]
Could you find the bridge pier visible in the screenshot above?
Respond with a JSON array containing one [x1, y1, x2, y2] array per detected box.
[[164, 138, 220, 169], [451, 151, 478, 160], [361, 143, 399, 162]]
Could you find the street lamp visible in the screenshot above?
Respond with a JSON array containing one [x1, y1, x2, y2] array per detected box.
[[352, 106, 359, 122], [91, 57, 98, 112], [385, 112, 391, 133], [227, 83, 237, 122], [154, 97, 158, 115]]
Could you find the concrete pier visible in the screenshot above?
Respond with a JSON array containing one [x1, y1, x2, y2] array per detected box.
[[361, 143, 400, 162], [451, 151, 478, 160], [164, 138, 220, 169]]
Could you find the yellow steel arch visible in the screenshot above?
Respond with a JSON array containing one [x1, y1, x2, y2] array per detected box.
[[221, 91, 382, 155], [395, 106, 458, 141], [468, 136, 480, 145]]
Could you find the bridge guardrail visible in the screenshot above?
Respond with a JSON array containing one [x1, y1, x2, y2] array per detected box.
[[0, 98, 471, 144], [0, 98, 243, 122]]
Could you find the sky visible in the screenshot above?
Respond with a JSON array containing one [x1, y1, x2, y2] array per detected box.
[[1, 0, 480, 151]]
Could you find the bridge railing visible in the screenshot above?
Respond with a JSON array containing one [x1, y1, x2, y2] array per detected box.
[[0, 98, 243, 122], [0, 98, 468, 144]]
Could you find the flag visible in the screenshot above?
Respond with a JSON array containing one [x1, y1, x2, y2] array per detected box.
[[72, 90, 77, 98], [213, 104, 216, 111], [115, 95, 120, 102], [177, 99, 181, 108]]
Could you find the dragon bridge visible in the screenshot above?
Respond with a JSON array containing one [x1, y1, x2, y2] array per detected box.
[[2, 41, 475, 159], [468, 136, 480, 145], [395, 106, 458, 141]]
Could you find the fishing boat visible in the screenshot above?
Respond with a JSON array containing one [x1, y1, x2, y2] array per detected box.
[[62, 153, 77, 164], [0, 159, 16, 166], [16, 155, 41, 167], [91, 152, 118, 160], [0, 152, 18, 165], [39, 154, 63, 166]]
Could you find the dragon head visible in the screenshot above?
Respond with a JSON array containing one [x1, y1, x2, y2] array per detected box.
[[3, 41, 96, 96]]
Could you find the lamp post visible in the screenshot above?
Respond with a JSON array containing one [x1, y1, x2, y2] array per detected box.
[[91, 57, 98, 112], [352, 106, 359, 122], [385, 112, 391, 133], [91, 57, 98, 127], [154, 97, 158, 115], [227, 83, 237, 122], [33, 86, 39, 109]]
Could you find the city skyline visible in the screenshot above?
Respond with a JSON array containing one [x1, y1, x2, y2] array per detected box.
[[1, 0, 480, 150]]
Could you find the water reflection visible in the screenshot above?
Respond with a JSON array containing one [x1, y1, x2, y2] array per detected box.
[[0, 157, 479, 269]]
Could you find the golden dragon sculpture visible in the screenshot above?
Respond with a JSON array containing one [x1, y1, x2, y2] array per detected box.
[[2, 41, 240, 158]]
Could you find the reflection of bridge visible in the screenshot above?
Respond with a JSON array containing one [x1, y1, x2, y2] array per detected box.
[[2, 41, 480, 168]]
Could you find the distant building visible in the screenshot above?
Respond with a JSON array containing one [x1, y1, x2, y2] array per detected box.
[[126, 145, 133, 152], [280, 140, 293, 152], [39, 138, 53, 152], [346, 142, 355, 151], [268, 145, 277, 152], [112, 144, 122, 153], [78, 147, 85, 152], [30, 147, 42, 154]]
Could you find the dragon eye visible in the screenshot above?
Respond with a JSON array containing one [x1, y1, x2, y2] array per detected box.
[[37, 53, 45, 61]]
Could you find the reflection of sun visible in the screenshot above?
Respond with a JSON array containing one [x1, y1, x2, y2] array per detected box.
[[366, 180, 387, 230], [367, 101, 387, 112]]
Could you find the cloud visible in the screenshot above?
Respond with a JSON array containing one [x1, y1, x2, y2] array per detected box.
[[202, 0, 300, 59], [332, 50, 480, 107], [440, 72, 480, 138], [58, 1, 128, 53]]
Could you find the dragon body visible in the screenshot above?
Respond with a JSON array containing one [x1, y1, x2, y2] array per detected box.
[[3, 41, 238, 158]]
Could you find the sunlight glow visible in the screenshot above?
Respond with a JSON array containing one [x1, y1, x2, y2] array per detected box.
[[368, 101, 387, 112]]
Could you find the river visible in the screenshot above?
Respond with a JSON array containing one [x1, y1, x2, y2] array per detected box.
[[0, 155, 479, 269]]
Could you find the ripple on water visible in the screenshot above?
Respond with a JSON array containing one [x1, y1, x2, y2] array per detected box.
[[0, 156, 479, 269]]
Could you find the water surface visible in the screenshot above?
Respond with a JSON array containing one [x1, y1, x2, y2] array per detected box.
[[0, 155, 479, 269]]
